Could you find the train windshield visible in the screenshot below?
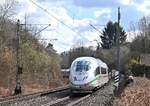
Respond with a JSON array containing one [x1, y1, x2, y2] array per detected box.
[[72, 61, 91, 72]]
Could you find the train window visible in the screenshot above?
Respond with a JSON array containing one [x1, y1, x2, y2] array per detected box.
[[101, 67, 107, 74], [95, 67, 100, 76], [75, 61, 91, 72]]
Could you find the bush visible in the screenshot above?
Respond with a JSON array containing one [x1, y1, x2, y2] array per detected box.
[[131, 64, 145, 76], [145, 65, 150, 78], [130, 63, 150, 78]]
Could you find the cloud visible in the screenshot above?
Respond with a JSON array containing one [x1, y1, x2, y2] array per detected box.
[[27, 2, 37, 13], [121, 0, 150, 16], [72, 18, 97, 33], [20, 0, 37, 14], [119, 0, 132, 5], [0, 0, 5, 5], [136, 1, 150, 16], [22, 1, 105, 53], [73, 0, 120, 8], [94, 8, 111, 18], [13, 0, 148, 53], [126, 30, 140, 42], [14, 0, 38, 21]]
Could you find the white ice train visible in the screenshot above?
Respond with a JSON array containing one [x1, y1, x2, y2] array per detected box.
[[69, 57, 109, 93]]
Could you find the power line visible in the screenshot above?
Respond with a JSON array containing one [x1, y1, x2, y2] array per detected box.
[[20, 24, 52, 25], [90, 24, 103, 35], [33, 24, 51, 36], [29, 0, 82, 36], [38, 38, 58, 41]]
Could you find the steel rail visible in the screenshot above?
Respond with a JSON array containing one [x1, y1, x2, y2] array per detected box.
[[0, 85, 69, 105], [44, 82, 112, 106]]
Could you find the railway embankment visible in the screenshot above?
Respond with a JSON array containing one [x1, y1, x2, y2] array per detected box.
[[113, 77, 150, 106], [0, 82, 115, 106], [2, 78, 149, 106]]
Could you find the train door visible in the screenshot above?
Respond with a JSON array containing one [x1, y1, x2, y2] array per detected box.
[[97, 66, 102, 86], [94, 67, 100, 86]]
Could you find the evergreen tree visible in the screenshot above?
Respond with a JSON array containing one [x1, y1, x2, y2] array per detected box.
[[101, 21, 126, 49]]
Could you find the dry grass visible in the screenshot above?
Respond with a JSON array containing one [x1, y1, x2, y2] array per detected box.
[[113, 77, 150, 106], [0, 78, 68, 97], [0, 87, 11, 96]]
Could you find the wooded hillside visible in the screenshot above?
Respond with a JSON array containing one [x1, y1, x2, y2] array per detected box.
[[0, 0, 63, 96]]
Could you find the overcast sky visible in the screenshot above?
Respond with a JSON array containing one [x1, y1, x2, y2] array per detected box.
[[1, 0, 150, 53]]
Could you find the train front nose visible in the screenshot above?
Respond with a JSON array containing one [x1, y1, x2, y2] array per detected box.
[[70, 82, 94, 93], [71, 74, 88, 84], [70, 75, 94, 92]]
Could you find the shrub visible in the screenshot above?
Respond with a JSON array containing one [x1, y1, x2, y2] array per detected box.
[[130, 64, 145, 76], [130, 63, 150, 78], [144, 65, 150, 78]]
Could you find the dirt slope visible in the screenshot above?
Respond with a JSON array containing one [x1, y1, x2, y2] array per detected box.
[[113, 77, 150, 106]]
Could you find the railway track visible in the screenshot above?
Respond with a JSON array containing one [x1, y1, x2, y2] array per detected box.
[[0, 81, 113, 106], [41, 82, 111, 106], [41, 93, 90, 106], [0, 85, 69, 106]]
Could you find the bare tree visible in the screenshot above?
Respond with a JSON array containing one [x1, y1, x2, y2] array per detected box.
[[139, 17, 150, 53], [138, 17, 150, 37], [130, 16, 150, 53], [0, 0, 17, 17], [0, 0, 17, 52]]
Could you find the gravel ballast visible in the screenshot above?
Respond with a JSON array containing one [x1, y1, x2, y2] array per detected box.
[[76, 82, 114, 106], [0, 89, 70, 106], [1, 82, 115, 106]]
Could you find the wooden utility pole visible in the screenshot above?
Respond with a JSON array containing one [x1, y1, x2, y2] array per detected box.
[[117, 7, 121, 73]]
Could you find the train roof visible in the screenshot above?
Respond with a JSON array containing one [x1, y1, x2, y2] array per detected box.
[[74, 57, 96, 61], [73, 57, 108, 68]]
